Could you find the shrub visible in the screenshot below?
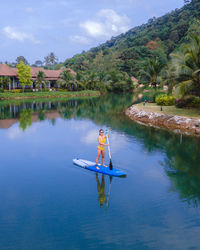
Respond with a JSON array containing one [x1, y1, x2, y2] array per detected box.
[[192, 97, 200, 106], [57, 88, 68, 92], [43, 88, 50, 92], [175, 95, 196, 108], [156, 94, 175, 106], [11, 89, 22, 93], [0, 88, 3, 93], [152, 91, 166, 102], [24, 89, 33, 93]]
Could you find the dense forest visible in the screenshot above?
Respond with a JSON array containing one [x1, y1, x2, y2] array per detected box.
[[64, 0, 200, 96], [65, 0, 199, 76], [1, 0, 200, 98]]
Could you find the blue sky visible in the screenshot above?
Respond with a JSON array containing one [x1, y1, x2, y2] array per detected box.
[[0, 0, 184, 64]]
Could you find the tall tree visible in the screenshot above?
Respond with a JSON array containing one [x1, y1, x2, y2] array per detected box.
[[44, 56, 50, 69], [16, 56, 29, 65], [35, 60, 43, 67], [49, 52, 58, 66], [139, 57, 164, 90], [0, 76, 10, 90], [59, 70, 74, 90], [171, 34, 200, 97], [17, 61, 32, 92], [35, 71, 46, 91]]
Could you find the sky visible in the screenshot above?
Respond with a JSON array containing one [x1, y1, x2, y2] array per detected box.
[[0, 0, 184, 64]]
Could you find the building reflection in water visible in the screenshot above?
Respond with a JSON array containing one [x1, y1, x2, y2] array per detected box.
[[1, 95, 200, 208]]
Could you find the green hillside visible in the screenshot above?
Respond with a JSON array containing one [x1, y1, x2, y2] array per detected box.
[[65, 0, 200, 78]]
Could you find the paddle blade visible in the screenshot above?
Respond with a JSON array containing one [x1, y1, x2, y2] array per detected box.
[[109, 159, 113, 170]]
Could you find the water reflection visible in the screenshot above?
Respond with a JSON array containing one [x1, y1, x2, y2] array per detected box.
[[19, 109, 33, 131], [96, 174, 106, 208], [95, 174, 112, 209], [0, 94, 200, 208]]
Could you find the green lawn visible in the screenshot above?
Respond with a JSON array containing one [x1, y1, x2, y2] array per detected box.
[[0, 90, 100, 100], [136, 103, 200, 119]]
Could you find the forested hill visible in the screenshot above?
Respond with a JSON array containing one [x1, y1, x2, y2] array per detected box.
[[65, 0, 200, 78]]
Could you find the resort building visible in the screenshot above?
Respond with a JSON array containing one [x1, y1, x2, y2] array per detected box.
[[0, 64, 76, 89]]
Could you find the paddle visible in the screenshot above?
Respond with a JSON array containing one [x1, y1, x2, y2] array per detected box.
[[106, 176, 113, 209], [106, 130, 113, 170]]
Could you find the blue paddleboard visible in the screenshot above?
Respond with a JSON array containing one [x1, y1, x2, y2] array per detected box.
[[73, 158, 126, 177]]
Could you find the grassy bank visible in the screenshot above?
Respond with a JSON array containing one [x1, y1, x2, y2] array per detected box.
[[135, 103, 200, 119], [0, 90, 100, 100], [0, 95, 100, 106]]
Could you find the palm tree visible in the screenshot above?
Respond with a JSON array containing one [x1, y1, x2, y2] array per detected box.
[[49, 52, 58, 66], [161, 64, 177, 94], [87, 72, 97, 90], [35, 71, 46, 91], [76, 73, 89, 90], [139, 57, 164, 90], [1, 76, 10, 90], [170, 34, 200, 97], [44, 56, 50, 69], [59, 70, 74, 90]]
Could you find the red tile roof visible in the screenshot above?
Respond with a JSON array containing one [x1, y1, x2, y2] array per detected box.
[[0, 64, 17, 76], [0, 64, 76, 79]]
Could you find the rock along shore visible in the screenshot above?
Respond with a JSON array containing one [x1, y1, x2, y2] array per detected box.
[[125, 105, 200, 136]]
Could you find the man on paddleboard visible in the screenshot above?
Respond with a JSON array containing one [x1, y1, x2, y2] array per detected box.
[[96, 129, 109, 169]]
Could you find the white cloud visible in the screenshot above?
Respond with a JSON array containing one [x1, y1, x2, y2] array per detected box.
[[3, 26, 40, 44], [69, 35, 91, 44], [80, 9, 130, 39], [81, 129, 98, 144], [7, 123, 39, 140], [7, 126, 22, 140], [80, 21, 105, 38], [108, 132, 127, 153]]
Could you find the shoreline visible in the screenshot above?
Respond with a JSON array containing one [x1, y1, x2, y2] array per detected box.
[[0, 90, 101, 101], [125, 105, 200, 136]]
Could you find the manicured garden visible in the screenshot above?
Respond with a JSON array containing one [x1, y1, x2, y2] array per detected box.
[[135, 102, 200, 119]]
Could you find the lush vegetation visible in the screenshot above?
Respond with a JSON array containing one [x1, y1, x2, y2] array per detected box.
[[16, 61, 32, 91], [1, 0, 200, 96], [64, 0, 200, 98], [155, 95, 175, 106], [1, 94, 199, 206], [0, 90, 100, 100], [3, 52, 62, 69]]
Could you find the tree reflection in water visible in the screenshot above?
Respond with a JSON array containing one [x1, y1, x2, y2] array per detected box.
[[19, 109, 33, 131], [0, 94, 200, 207]]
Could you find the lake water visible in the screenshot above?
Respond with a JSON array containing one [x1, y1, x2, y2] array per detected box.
[[0, 94, 200, 249]]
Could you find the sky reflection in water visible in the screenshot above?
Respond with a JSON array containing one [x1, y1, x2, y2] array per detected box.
[[0, 94, 200, 249]]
